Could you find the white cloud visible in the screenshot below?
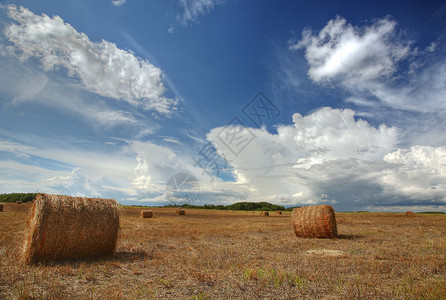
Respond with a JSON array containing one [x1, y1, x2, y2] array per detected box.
[[44, 168, 99, 197], [130, 140, 205, 192], [0, 139, 33, 157], [3, 112, 445, 210], [206, 107, 402, 209], [162, 137, 182, 144], [292, 16, 410, 84], [3, 5, 175, 115], [364, 59, 446, 113], [381, 146, 446, 204], [0, 59, 141, 129], [177, 0, 227, 26], [292, 14, 446, 144], [112, 0, 126, 6]]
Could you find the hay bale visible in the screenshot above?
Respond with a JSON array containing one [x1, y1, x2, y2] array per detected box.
[[0, 203, 4, 212], [276, 211, 282, 215], [176, 208, 185, 215], [291, 205, 337, 238], [140, 210, 153, 218], [16, 201, 22, 204], [22, 194, 120, 264], [260, 211, 269, 216], [405, 211, 416, 218]]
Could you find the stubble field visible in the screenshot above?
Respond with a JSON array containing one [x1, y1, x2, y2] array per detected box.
[[0, 203, 445, 299]]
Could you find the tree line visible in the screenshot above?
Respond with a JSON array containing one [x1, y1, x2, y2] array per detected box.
[[0, 193, 299, 211], [0, 193, 37, 203], [166, 201, 299, 211]]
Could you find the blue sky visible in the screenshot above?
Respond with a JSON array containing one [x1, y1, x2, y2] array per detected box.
[[1, 0, 446, 211]]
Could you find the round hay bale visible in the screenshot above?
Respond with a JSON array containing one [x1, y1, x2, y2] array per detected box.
[[22, 194, 120, 264], [260, 211, 269, 216], [405, 211, 416, 218], [291, 205, 337, 238], [0, 203, 4, 212], [16, 201, 22, 204], [140, 210, 153, 218], [176, 209, 185, 215], [276, 211, 282, 215]]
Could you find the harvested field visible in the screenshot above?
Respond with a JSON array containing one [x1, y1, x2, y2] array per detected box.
[[0, 204, 445, 299]]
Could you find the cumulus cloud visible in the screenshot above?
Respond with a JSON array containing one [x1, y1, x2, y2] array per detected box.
[[209, 107, 398, 168], [381, 146, 446, 204], [177, 0, 227, 26], [292, 16, 410, 84], [44, 168, 99, 197], [3, 5, 175, 114], [130, 140, 205, 192], [206, 107, 403, 209]]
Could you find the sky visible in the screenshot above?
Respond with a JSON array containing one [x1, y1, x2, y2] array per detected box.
[[0, 0, 446, 212]]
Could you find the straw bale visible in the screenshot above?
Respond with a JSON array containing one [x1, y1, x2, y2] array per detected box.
[[276, 211, 282, 215], [291, 205, 337, 238], [260, 211, 269, 216], [176, 208, 185, 215], [405, 211, 416, 218], [0, 203, 3, 212], [22, 194, 120, 264], [140, 210, 153, 218], [16, 201, 22, 204]]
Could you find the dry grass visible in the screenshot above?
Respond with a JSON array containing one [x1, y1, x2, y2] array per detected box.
[[0, 203, 445, 299]]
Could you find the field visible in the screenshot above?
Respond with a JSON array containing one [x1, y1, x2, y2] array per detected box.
[[0, 203, 445, 299]]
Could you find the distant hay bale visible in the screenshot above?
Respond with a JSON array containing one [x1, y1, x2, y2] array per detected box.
[[405, 211, 416, 218], [276, 211, 282, 215], [0, 203, 4, 212], [260, 211, 269, 216], [140, 210, 153, 218], [252, 211, 255, 213], [22, 194, 120, 264], [17, 201, 22, 204], [176, 208, 185, 215], [292, 205, 337, 238]]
